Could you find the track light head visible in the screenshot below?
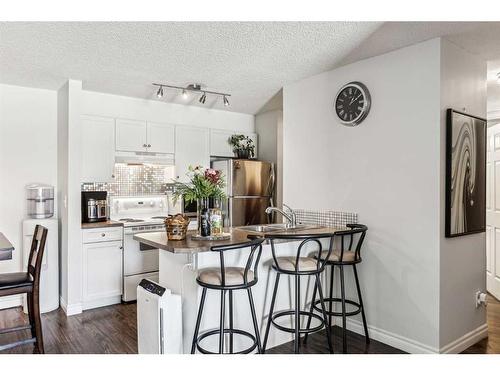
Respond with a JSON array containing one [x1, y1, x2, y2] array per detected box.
[[223, 95, 229, 107], [182, 89, 188, 99], [199, 92, 207, 104], [156, 86, 164, 98]]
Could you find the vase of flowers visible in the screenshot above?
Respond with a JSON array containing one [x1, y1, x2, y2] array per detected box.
[[228, 134, 255, 159], [172, 166, 226, 237]]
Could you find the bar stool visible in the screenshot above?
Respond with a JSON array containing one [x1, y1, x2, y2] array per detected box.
[[191, 237, 265, 354], [0, 225, 48, 353], [304, 224, 369, 353], [262, 233, 335, 354]]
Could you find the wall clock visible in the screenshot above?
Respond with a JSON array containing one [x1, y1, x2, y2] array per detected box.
[[334, 81, 371, 126]]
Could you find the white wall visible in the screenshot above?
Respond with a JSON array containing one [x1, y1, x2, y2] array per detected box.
[[283, 39, 443, 352], [81, 90, 254, 133], [0, 84, 58, 308], [439, 39, 487, 350]]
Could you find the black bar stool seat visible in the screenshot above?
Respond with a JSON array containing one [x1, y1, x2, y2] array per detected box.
[[191, 238, 265, 354], [0, 272, 33, 290]]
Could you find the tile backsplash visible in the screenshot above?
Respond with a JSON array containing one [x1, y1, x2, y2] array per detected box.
[[82, 163, 176, 197]]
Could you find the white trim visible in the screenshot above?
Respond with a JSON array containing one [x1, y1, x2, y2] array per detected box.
[[0, 295, 22, 310], [487, 110, 500, 121], [333, 317, 438, 354], [82, 295, 121, 311], [59, 296, 83, 316], [439, 324, 488, 354]]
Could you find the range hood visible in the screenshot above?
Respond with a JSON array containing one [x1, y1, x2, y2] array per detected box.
[[115, 151, 175, 166]]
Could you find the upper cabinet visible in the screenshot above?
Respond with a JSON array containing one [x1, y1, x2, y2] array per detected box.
[[147, 122, 175, 154], [81, 115, 115, 183], [210, 129, 258, 158], [115, 119, 175, 154], [175, 126, 210, 182], [115, 118, 147, 152]]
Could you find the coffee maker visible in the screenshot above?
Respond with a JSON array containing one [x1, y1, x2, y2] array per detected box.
[[81, 191, 108, 223]]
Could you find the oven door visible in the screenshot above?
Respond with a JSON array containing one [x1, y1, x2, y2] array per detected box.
[[124, 232, 159, 276]]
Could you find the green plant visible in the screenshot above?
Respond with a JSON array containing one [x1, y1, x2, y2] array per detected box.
[[172, 165, 226, 204], [228, 134, 255, 158]]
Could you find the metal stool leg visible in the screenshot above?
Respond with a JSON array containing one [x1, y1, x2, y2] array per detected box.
[[247, 288, 262, 353], [191, 288, 207, 354], [219, 290, 226, 354], [353, 264, 370, 344], [328, 265, 334, 328], [262, 272, 281, 353], [229, 290, 234, 353], [294, 275, 300, 354], [315, 274, 333, 354], [303, 275, 318, 345], [339, 265, 347, 353]]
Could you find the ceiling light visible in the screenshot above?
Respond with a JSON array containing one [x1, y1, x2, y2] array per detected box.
[[182, 89, 188, 99], [156, 85, 164, 98], [497, 73, 500, 83], [223, 95, 229, 106], [199, 92, 207, 104]]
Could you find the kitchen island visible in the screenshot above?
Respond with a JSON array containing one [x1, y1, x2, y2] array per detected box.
[[134, 226, 345, 353]]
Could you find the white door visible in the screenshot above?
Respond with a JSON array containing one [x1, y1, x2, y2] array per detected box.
[[147, 122, 175, 154], [82, 240, 123, 306], [116, 118, 147, 152], [487, 123, 500, 300], [81, 115, 115, 182], [175, 126, 210, 182]]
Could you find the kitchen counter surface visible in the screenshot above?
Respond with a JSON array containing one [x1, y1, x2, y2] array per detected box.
[[81, 220, 124, 229], [134, 226, 346, 254]]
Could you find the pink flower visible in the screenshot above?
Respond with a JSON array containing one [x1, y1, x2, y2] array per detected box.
[[205, 168, 221, 184]]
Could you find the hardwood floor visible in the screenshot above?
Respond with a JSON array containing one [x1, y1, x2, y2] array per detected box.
[[0, 295, 498, 354], [462, 294, 500, 354]]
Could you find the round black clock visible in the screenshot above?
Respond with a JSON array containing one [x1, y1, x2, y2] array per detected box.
[[334, 81, 371, 126]]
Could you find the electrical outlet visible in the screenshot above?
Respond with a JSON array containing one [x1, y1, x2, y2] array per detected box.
[[475, 291, 488, 308]]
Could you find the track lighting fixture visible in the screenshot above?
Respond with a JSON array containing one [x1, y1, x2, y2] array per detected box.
[[152, 83, 230, 106], [156, 85, 164, 98], [498, 72, 500, 83], [199, 92, 207, 104]]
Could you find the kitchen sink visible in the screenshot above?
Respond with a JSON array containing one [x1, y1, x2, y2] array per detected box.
[[237, 223, 320, 232]]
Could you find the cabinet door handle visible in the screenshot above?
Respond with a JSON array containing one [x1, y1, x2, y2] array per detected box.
[[119, 246, 123, 250], [101, 233, 106, 237]]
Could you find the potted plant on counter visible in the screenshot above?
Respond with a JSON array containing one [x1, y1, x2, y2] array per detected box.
[[228, 134, 255, 159], [172, 165, 226, 237]]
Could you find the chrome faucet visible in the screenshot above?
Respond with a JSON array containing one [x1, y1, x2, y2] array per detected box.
[[265, 204, 297, 227]]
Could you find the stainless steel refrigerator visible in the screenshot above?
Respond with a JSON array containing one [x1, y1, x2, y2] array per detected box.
[[211, 159, 274, 226]]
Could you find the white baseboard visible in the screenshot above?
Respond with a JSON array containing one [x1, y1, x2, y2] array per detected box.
[[59, 296, 83, 316], [333, 317, 438, 354], [0, 295, 22, 310], [82, 295, 121, 311], [439, 324, 488, 354]]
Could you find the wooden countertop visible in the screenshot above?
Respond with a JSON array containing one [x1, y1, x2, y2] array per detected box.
[[0, 232, 14, 261], [133, 226, 347, 254], [81, 220, 124, 229]]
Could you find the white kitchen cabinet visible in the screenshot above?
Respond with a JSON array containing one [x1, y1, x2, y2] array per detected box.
[[115, 118, 147, 152], [210, 129, 258, 158], [147, 122, 175, 154], [175, 126, 210, 182], [82, 227, 123, 310], [81, 115, 116, 182]]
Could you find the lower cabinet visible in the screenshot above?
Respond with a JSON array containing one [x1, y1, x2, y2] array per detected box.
[[82, 227, 123, 310]]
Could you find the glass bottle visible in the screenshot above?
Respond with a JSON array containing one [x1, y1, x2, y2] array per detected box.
[[209, 198, 223, 236], [197, 198, 210, 237]]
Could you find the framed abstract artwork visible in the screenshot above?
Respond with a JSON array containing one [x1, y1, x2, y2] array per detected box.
[[445, 109, 486, 238]]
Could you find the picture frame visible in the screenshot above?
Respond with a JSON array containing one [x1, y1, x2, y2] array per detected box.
[[445, 108, 487, 238]]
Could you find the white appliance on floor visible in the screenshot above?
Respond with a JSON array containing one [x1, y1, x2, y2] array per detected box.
[[22, 218, 59, 313], [137, 279, 183, 354], [110, 196, 168, 302]]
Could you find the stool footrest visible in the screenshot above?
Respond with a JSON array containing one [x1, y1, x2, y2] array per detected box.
[[0, 337, 36, 352], [0, 325, 32, 335], [195, 328, 257, 354], [312, 298, 362, 317], [271, 310, 325, 334]]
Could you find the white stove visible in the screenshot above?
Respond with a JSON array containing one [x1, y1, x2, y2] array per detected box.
[[110, 196, 169, 302]]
